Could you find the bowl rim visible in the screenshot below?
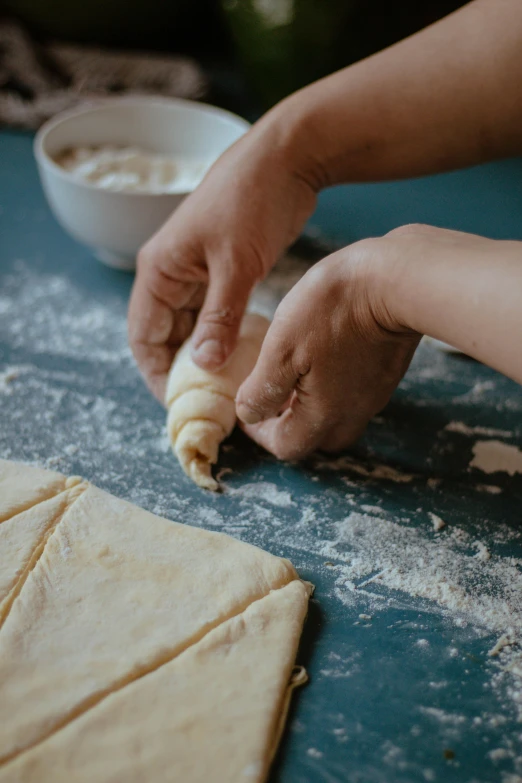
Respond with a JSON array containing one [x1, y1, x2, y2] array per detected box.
[[33, 95, 251, 198]]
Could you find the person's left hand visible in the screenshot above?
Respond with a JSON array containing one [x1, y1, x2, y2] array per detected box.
[[235, 231, 421, 460]]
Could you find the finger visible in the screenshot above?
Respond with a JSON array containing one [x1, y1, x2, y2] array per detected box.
[[130, 342, 172, 402], [130, 303, 202, 403], [128, 252, 205, 401], [166, 288, 206, 349], [241, 392, 327, 461], [191, 263, 255, 371], [236, 325, 301, 425]]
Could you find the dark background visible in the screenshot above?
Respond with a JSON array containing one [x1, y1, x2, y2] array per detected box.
[[1, 0, 467, 112]]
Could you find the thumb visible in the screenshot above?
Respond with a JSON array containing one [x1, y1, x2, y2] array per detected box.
[[236, 324, 300, 424], [190, 263, 253, 371]]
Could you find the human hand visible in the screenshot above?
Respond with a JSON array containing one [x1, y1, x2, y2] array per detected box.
[[127, 112, 318, 402], [241, 221, 509, 462], [237, 222, 522, 460], [234, 230, 420, 460]]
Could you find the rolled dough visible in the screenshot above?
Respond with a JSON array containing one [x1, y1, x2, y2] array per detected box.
[[0, 460, 310, 782], [165, 313, 270, 490]]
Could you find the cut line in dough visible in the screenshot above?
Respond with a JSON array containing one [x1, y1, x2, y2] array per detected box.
[[0, 482, 86, 630], [0, 580, 310, 783], [0, 472, 309, 781], [0, 459, 68, 524]]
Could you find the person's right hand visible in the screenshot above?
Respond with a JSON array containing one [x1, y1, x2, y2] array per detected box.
[[128, 112, 318, 402]]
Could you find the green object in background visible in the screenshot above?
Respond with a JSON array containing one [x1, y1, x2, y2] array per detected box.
[[220, 0, 466, 108], [221, 0, 355, 106]]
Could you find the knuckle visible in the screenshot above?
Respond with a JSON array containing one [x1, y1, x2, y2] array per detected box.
[[235, 233, 272, 281], [212, 238, 268, 285], [201, 307, 242, 329], [258, 379, 284, 406], [272, 441, 305, 462], [240, 383, 286, 421], [293, 352, 311, 379], [271, 426, 314, 462], [270, 315, 307, 373], [136, 242, 155, 273]]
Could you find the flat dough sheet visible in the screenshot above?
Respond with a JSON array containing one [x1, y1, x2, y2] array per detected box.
[[0, 459, 310, 783]]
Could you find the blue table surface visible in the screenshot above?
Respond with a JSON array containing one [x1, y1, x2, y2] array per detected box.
[[2, 130, 522, 783]]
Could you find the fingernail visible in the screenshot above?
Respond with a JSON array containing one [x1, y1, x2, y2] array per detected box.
[[236, 402, 262, 425], [192, 339, 226, 368]]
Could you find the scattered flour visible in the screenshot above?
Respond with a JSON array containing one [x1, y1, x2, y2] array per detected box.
[[314, 455, 414, 484], [0, 261, 131, 363], [474, 541, 492, 562], [476, 484, 503, 495], [470, 441, 522, 476], [195, 507, 224, 527], [382, 741, 404, 767], [418, 707, 466, 726], [319, 650, 361, 679], [299, 507, 317, 525], [319, 511, 522, 722], [490, 748, 513, 762], [321, 513, 522, 639], [0, 364, 31, 395], [226, 482, 294, 507], [361, 504, 386, 515], [489, 636, 514, 658], [428, 512, 446, 531], [3, 253, 522, 775], [456, 380, 497, 403], [446, 421, 513, 438]]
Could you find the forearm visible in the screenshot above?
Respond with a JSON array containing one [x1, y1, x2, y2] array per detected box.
[[388, 233, 522, 384], [265, 0, 522, 187]]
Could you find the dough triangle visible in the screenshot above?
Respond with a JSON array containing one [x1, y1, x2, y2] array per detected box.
[[0, 483, 298, 763], [0, 484, 85, 626], [0, 459, 66, 523], [0, 580, 310, 783]]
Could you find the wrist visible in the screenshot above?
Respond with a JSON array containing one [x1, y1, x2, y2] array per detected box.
[[352, 236, 420, 337], [257, 88, 333, 192]]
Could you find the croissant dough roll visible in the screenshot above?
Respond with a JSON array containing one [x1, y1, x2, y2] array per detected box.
[[166, 313, 270, 490]]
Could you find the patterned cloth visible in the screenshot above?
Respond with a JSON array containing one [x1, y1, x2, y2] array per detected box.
[[0, 19, 207, 129]]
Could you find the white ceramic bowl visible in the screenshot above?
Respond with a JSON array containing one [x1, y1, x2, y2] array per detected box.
[[34, 97, 250, 270]]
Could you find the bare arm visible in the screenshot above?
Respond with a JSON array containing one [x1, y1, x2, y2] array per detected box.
[[385, 226, 522, 383], [129, 0, 522, 397], [273, 0, 522, 187], [236, 227, 522, 459]]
